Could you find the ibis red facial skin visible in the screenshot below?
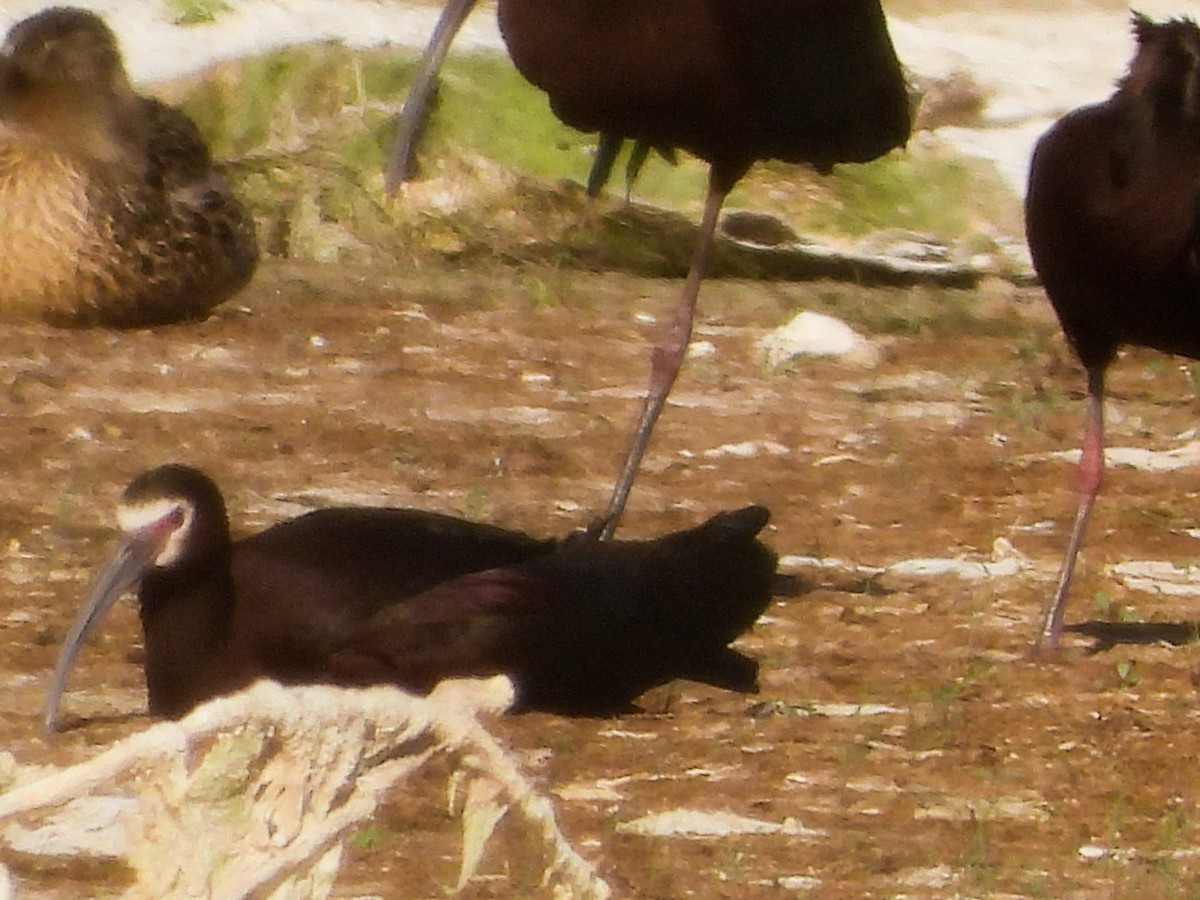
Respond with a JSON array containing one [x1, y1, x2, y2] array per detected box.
[[1025, 14, 1200, 651], [44, 465, 777, 730]]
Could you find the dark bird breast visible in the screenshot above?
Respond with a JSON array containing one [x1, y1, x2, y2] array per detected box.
[[1023, 13, 1200, 650], [1026, 97, 1200, 372]]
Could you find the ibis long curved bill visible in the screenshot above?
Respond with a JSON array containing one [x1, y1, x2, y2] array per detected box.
[[43, 518, 176, 732]]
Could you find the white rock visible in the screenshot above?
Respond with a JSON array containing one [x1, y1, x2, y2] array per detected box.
[[777, 875, 821, 891], [1107, 560, 1200, 596], [616, 809, 824, 839], [758, 311, 881, 368], [700, 440, 789, 459], [1025, 440, 1200, 473]]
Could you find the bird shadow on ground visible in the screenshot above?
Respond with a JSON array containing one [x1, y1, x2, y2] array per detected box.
[[771, 572, 896, 599], [771, 573, 815, 599], [1065, 620, 1200, 652]]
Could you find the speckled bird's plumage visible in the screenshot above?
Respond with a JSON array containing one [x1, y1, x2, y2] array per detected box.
[[0, 7, 257, 327]]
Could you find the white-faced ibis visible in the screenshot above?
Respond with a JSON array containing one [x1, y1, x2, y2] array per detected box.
[[389, 3, 909, 537], [44, 464, 777, 729], [0, 7, 256, 327], [1025, 14, 1200, 651], [495, 0, 911, 538]]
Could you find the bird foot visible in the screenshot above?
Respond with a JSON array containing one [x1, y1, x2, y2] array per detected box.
[[1027, 640, 1065, 662], [579, 515, 613, 543]]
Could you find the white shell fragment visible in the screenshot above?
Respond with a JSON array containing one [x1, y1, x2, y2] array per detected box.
[[758, 311, 882, 368], [616, 809, 825, 840]]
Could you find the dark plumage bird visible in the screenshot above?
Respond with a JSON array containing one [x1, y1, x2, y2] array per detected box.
[[1025, 14, 1200, 651], [495, 0, 911, 538], [0, 7, 257, 327], [384, 0, 651, 197], [44, 464, 778, 730]]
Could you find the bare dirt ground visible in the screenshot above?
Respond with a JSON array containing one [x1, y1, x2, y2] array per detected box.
[[7, 3, 1200, 895], [5, 255, 1200, 896]]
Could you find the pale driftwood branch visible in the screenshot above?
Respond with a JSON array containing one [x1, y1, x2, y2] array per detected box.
[[0, 678, 610, 899]]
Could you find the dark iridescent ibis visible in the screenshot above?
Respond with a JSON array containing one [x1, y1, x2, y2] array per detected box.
[[496, 0, 912, 538], [0, 7, 257, 327], [43, 465, 778, 729], [1025, 14, 1200, 651], [383, 0, 649, 197]]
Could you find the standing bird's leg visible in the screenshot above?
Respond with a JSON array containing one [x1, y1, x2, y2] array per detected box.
[[385, 0, 479, 193], [591, 173, 732, 540], [1036, 366, 1106, 652]]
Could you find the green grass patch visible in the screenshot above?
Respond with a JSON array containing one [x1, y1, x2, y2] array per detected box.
[[798, 149, 1014, 238], [421, 53, 598, 185], [906, 663, 994, 751], [348, 824, 389, 851], [795, 285, 1026, 340], [165, 0, 232, 25], [992, 384, 1065, 429], [166, 41, 1020, 270]]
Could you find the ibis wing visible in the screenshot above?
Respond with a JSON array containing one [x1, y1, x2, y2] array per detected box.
[[325, 567, 551, 690]]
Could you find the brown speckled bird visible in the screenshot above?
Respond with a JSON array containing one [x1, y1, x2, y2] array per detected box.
[[0, 7, 257, 327]]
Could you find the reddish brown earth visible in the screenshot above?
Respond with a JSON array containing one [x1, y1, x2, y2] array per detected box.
[[4, 258, 1200, 897]]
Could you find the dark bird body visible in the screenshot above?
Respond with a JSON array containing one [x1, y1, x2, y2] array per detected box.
[[0, 7, 256, 327], [498, 0, 910, 181], [44, 465, 777, 728], [1025, 14, 1200, 650], [499, 0, 910, 537], [391, 1, 909, 538], [385, 0, 649, 196]]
